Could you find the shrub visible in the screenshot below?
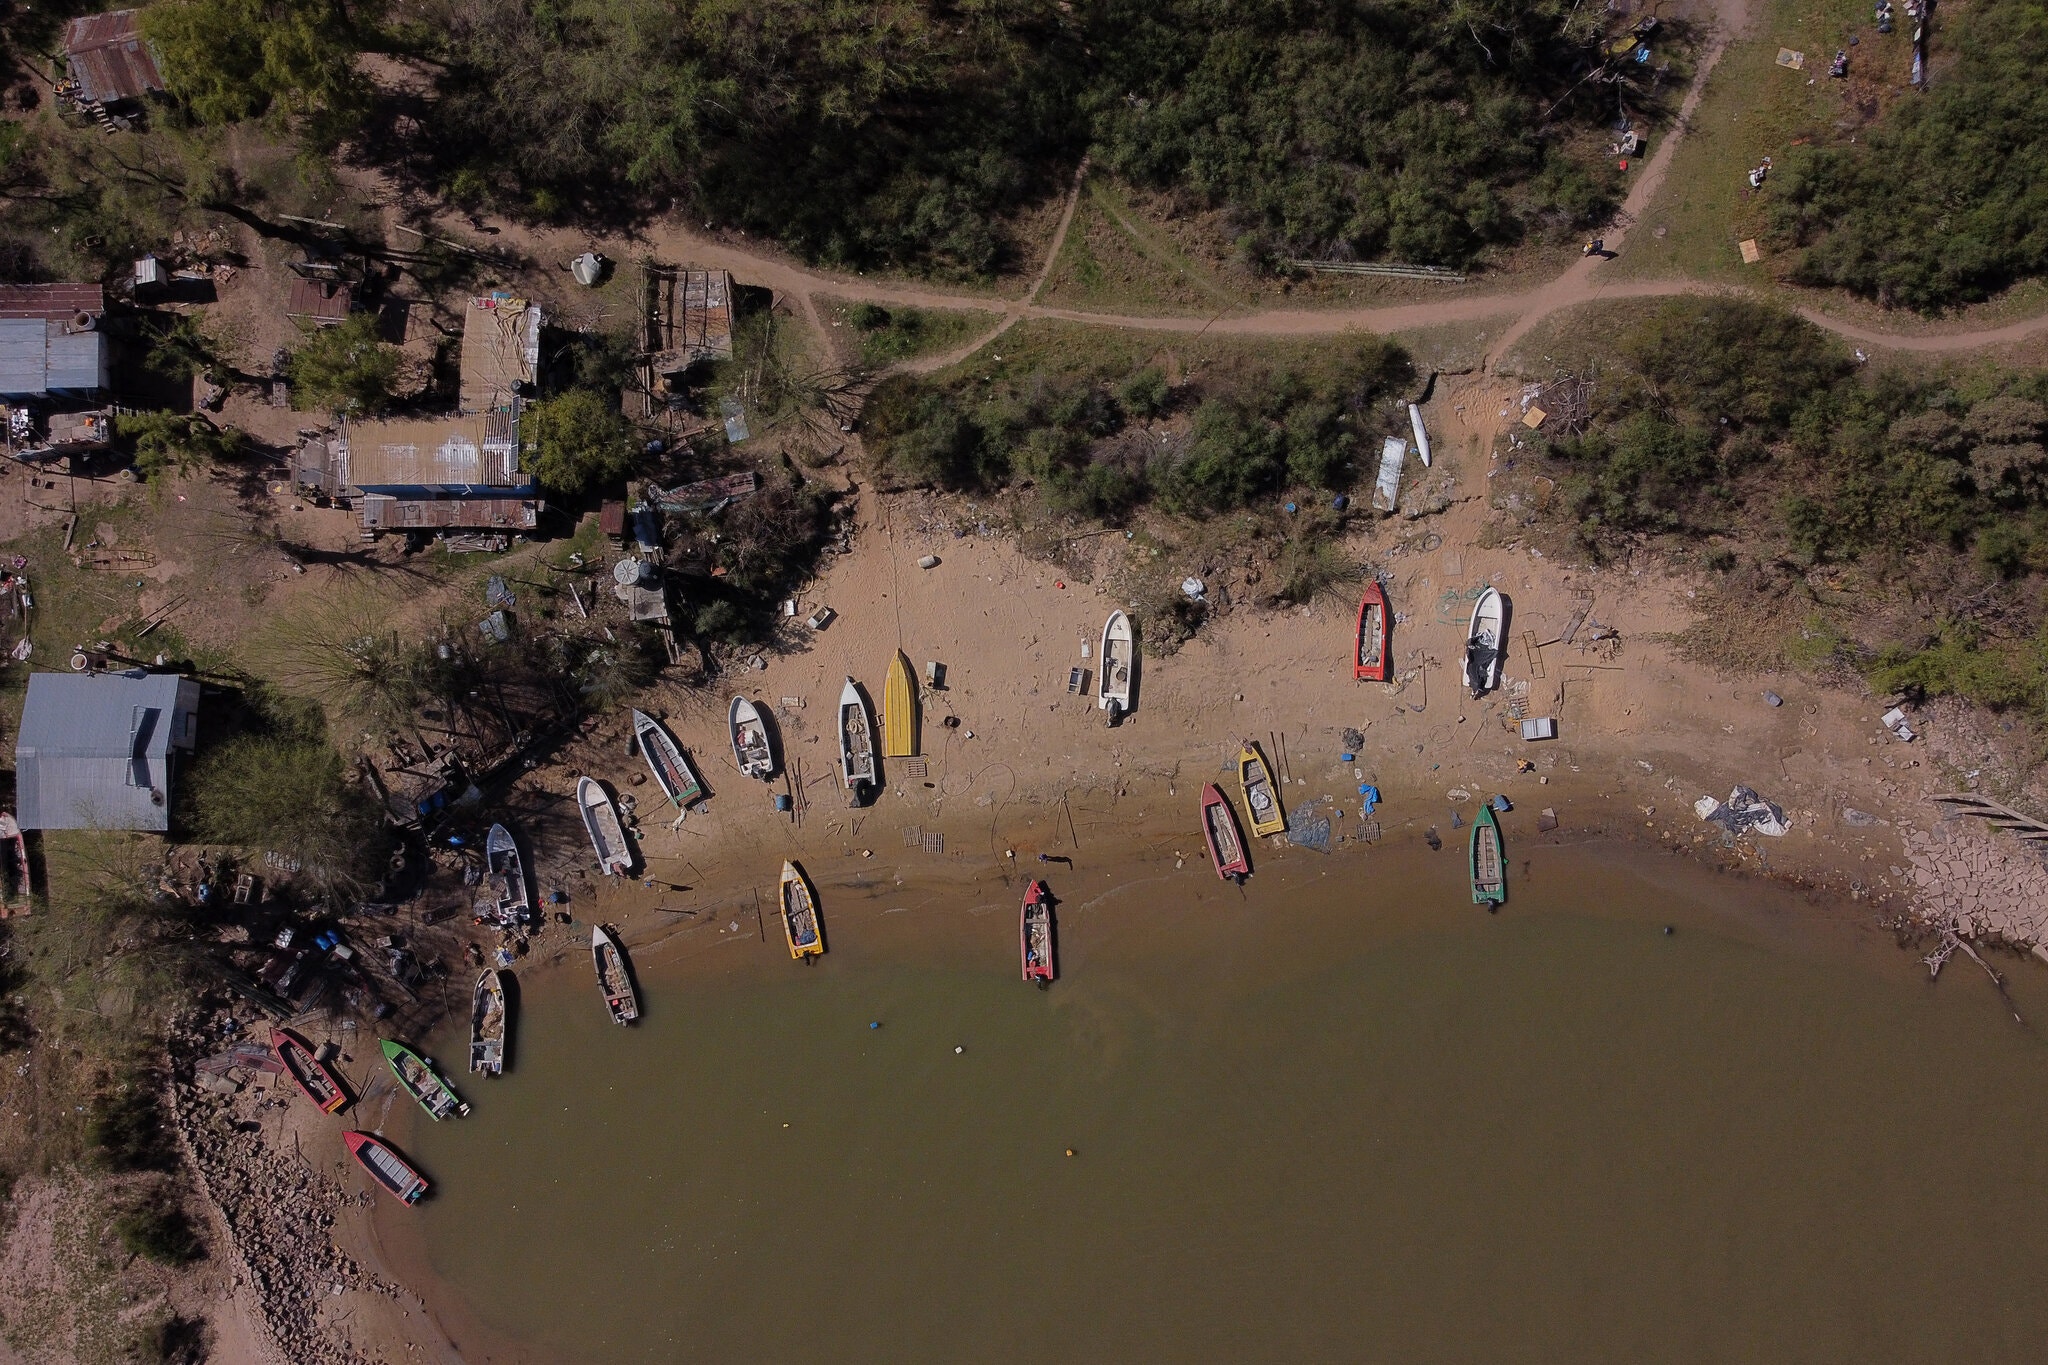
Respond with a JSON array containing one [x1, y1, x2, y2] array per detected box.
[[1154, 399, 1285, 515], [523, 389, 637, 497], [286, 315, 398, 416], [88, 1085, 170, 1173], [115, 1196, 205, 1266]]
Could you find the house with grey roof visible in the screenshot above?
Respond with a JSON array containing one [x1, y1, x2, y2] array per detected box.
[[15, 671, 202, 832], [0, 285, 109, 399]]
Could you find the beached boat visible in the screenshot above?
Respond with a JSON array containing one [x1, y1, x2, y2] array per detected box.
[[483, 824, 528, 925], [1020, 880, 1055, 984], [1464, 587, 1505, 697], [592, 924, 640, 1024], [1354, 581, 1391, 682], [1098, 610, 1135, 718], [837, 678, 877, 794], [381, 1040, 470, 1120], [729, 696, 776, 780], [0, 812, 27, 911], [883, 650, 919, 758], [1238, 742, 1287, 838], [780, 860, 824, 959], [1471, 802, 1506, 906], [632, 710, 704, 809], [270, 1026, 349, 1114], [469, 969, 507, 1076], [578, 776, 632, 876], [1200, 783, 1250, 882], [343, 1131, 429, 1205]]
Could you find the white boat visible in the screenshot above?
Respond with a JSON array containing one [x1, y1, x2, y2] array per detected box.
[[483, 824, 528, 925], [837, 678, 876, 793], [1464, 588, 1506, 697], [1098, 610, 1135, 718], [578, 776, 632, 875], [729, 696, 776, 780]]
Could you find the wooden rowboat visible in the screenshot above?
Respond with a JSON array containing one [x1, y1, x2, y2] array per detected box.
[[1238, 742, 1286, 838], [344, 1132, 428, 1205], [1200, 784, 1250, 882], [469, 969, 507, 1076], [780, 860, 824, 959], [838, 678, 877, 794], [592, 924, 640, 1023], [883, 650, 919, 758], [1464, 587, 1505, 697], [381, 1040, 469, 1120], [578, 776, 632, 876], [482, 824, 528, 925], [1471, 802, 1507, 906], [729, 696, 776, 780], [1355, 580, 1391, 682], [1098, 610, 1135, 718], [632, 710, 704, 809], [270, 1026, 349, 1114], [1020, 880, 1054, 984]]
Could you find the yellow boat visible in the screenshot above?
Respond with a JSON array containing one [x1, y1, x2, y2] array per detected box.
[[1238, 743, 1287, 837], [882, 649, 919, 758], [780, 861, 824, 959]]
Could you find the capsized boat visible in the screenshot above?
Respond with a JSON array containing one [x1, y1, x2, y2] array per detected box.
[[0, 812, 28, 911], [1354, 580, 1391, 682], [592, 924, 640, 1024], [1200, 783, 1250, 882], [469, 969, 507, 1076], [729, 696, 777, 780], [381, 1039, 470, 1120], [837, 678, 876, 794], [1464, 587, 1505, 697], [882, 650, 919, 758], [578, 776, 632, 876], [1471, 801, 1507, 906], [482, 824, 528, 925], [780, 860, 824, 959], [343, 1131, 428, 1205], [1238, 742, 1286, 838], [270, 1026, 349, 1114], [632, 710, 704, 809], [1098, 610, 1135, 718], [1020, 880, 1054, 984]]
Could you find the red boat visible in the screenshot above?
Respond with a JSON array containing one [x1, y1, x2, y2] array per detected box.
[[1020, 880, 1055, 984], [1200, 784, 1251, 882], [343, 1131, 429, 1205], [1354, 580, 1391, 681], [270, 1027, 349, 1114]]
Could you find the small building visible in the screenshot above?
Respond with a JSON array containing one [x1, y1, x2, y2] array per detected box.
[[645, 268, 734, 400], [63, 11, 165, 109], [337, 413, 530, 497], [15, 670, 202, 832], [286, 276, 354, 328], [2, 406, 113, 461], [359, 495, 539, 533], [459, 294, 543, 415], [0, 285, 109, 399]]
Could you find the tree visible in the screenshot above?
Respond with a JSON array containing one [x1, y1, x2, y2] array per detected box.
[[142, 0, 370, 131], [286, 315, 399, 415], [116, 413, 248, 482], [523, 389, 637, 497], [186, 731, 387, 899]]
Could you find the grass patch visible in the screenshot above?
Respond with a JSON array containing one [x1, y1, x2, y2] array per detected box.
[[830, 301, 990, 368], [1038, 179, 1251, 315]]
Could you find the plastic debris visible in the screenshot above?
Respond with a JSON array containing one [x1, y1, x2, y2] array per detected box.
[[1694, 786, 1789, 837], [1762, 690, 1783, 707]]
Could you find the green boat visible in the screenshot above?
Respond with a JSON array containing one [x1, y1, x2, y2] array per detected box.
[[381, 1040, 471, 1120], [1470, 802, 1506, 907]]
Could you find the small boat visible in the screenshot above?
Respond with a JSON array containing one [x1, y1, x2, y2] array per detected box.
[[780, 860, 824, 959], [343, 1132, 428, 1205], [270, 1026, 349, 1114], [381, 1040, 469, 1120], [1200, 783, 1250, 882], [729, 696, 777, 780], [1238, 742, 1286, 838], [1020, 880, 1055, 984], [837, 678, 876, 794], [578, 776, 632, 875], [1464, 588, 1505, 697], [469, 969, 507, 1076], [1471, 802, 1507, 906], [882, 650, 919, 758], [483, 824, 528, 924], [1354, 581, 1391, 682], [1098, 611, 1135, 718], [592, 924, 640, 1024], [632, 710, 704, 809], [0, 812, 28, 910]]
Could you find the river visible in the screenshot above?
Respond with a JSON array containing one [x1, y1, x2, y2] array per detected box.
[[384, 840, 2048, 1363]]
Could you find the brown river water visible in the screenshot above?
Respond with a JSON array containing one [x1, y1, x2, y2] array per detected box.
[[376, 840, 2048, 1364]]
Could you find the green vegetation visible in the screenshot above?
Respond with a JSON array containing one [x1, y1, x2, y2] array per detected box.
[[114, 1191, 206, 1266], [86, 1084, 173, 1174], [1768, 0, 2048, 310], [185, 725, 389, 901], [839, 303, 988, 369], [117, 414, 250, 483], [524, 389, 638, 497], [285, 315, 400, 415], [143, 0, 370, 135]]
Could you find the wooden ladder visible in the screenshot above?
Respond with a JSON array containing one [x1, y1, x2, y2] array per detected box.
[[1929, 793, 2048, 842]]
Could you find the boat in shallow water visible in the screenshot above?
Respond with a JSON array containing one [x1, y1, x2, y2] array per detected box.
[[1238, 742, 1286, 838], [632, 710, 704, 809], [381, 1039, 470, 1120], [470, 969, 507, 1076], [578, 776, 632, 875], [271, 1026, 348, 1114], [1200, 784, 1250, 882], [1471, 802, 1506, 906], [730, 696, 776, 780], [1020, 880, 1055, 984], [1355, 581, 1391, 682], [592, 924, 640, 1023], [780, 861, 824, 959], [344, 1131, 428, 1205], [838, 678, 876, 796]]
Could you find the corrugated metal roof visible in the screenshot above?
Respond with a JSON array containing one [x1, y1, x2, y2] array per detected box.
[[0, 321, 45, 396], [64, 11, 165, 105], [359, 495, 540, 530], [15, 672, 200, 831], [287, 276, 354, 323], [339, 415, 528, 491], [45, 329, 106, 391], [459, 296, 542, 414], [0, 283, 104, 321]]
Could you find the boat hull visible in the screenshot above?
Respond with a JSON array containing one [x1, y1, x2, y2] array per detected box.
[[1098, 611, 1135, 713], [592, 925, 641, 1023], [481, 824, 529, 926], [1355, 581, 1391, 682], [780, 861, 825, 959], [382, 1039, 469, 1120], [469, 969, 507, 1076], [729, 696, 777, 780], [883, 650, 919, 758], [1200, 784, 1251, 881], [1464, 588, 1506, 697], [344, 1131, 428, 1205], [271, 1027, 349, 1114], [1238, 743, 1287, 837], [578, 777, 632, 875], [1470, 803, 1507, 905], [633, 710, 704, 808], [1020, 880, 1055, 982], [838, 679, 876, 791]]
